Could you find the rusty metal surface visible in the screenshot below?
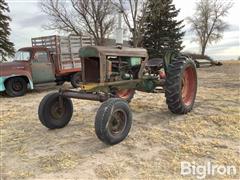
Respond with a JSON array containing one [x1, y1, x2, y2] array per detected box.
[[83, 58, 100, 83], [61, 90, 108, 101], [0, 61, 34, 91], [80, 79, 142, 92], [79, 46, 148, 58], [0, 61, 32, 78], [80, 46, 149, 83], [19, 47, 49, 52]]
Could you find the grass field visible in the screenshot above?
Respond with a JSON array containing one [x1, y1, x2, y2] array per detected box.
[[0, 61, 239, 179]]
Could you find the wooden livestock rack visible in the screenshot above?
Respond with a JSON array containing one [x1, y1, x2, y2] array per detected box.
[[32, 35, 95, 74]]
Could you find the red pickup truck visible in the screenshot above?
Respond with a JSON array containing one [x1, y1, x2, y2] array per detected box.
[[0, 35, 94, 97]]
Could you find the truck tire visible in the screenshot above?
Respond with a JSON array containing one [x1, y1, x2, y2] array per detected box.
[[38, 92, 73, 129], [165, 56, 197, 114], [71, 72, 82, 88], [95, 98, 132, 145], [5, 77, 27, 97], [114, 89, 135, 103], [56, 81, 65, 86]]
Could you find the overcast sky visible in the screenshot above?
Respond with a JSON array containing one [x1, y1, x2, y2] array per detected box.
[[6, 0, 240, 60]]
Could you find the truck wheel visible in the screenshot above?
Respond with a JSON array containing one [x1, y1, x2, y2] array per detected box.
[[114, 89, 135, 103], [56, 81, 65, 86], [71, 72, 82, 88], [38, 92, 73, 129], [95, 98, 132, 145], [5, 77, 27, 97], [165, 56, 197, 114]]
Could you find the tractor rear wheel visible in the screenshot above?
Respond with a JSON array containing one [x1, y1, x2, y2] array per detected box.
[[114, 89, 135, 103], [165, 56, 197, 114], [38, 92, 73, 129], [95, 98, 132, 145]]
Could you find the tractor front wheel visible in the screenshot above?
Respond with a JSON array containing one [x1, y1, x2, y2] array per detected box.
[[95, 98, 132, 145], [38, 92, 73, 129], [165, 56, 197, 114]]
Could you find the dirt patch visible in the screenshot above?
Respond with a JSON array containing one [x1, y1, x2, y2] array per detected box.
[[1, 61, 240, 179]]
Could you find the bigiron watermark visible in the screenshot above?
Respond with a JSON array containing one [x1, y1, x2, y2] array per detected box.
[[180, 161, 237, 179]]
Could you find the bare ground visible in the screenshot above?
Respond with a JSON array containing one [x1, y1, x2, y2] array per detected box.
[[0, 61, 240, 179]]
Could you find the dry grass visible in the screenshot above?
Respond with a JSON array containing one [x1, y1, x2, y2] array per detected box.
[[0, 61, 239, 179], [222, 60, 240, 64], [38, 152, 79, 173]]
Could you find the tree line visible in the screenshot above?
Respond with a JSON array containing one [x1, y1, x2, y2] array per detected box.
[[0, 0, 233, 61]]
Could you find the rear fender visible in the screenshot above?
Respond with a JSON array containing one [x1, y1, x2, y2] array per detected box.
[[0, 74, 34, 92]]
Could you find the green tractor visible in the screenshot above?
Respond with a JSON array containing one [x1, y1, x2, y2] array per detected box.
[[38, 46, 197, 145]]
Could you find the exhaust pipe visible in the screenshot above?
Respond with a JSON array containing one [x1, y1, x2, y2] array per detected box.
[[116, 11, 123, 48]]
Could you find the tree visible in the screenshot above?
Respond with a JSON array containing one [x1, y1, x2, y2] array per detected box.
[[40, 0, 115, 45], [188, 0, 232, 56], [0, 0, 15, 61], [142, 0, 184, 58], [113, 0, 149, 47]]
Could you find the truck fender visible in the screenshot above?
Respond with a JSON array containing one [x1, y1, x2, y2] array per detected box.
[[0, 74, 34, 92]]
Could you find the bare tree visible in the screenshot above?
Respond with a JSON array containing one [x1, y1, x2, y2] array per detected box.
[[113, 0, 149, 47], [188, 0, 232, 55], [40, 0, 116, 45]]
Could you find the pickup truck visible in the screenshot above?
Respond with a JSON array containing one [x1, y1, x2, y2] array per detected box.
[[0, 35, 94, 97]]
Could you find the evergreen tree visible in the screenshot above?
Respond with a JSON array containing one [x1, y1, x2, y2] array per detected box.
[[0, 0, 15, 61], [142, 0, 184, 58]]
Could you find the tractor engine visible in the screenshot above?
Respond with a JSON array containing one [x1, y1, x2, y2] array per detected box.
[[107, 56, 142, 82]]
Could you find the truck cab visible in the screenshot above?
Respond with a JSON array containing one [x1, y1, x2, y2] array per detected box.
[[19, 47, 56, 83], [0, 47, 56, 97]]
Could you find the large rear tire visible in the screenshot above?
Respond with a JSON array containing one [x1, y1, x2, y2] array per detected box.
[[5, 77, 27, 97], [38, 92, 73, 129], [165, 56, 197, 114], [114, 89, 135, 103], [95, 98, 132, 145]]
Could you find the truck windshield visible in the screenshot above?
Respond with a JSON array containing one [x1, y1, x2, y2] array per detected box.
[[14, 51, 30, 61]]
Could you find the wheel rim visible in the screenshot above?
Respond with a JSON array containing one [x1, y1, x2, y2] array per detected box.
[[108, 109, 127, 136], [181, 66, 196, 106], [116, 89, 133, 100], [12, 80, 23, 91], [159, 71, 166, 79], [50, 101, 66, 120]]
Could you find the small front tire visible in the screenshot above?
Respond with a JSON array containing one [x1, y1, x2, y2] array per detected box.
[[95, 98, 132, 145], [38, 92, 73, 129]]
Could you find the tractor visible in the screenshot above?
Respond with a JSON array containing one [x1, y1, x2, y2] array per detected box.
[[38, 46, 197, 145]]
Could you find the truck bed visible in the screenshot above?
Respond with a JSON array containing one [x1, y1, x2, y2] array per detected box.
[[32, 35, 94, 74]]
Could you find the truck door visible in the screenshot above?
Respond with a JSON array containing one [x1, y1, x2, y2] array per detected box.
[[31, 51, 55, 83]]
